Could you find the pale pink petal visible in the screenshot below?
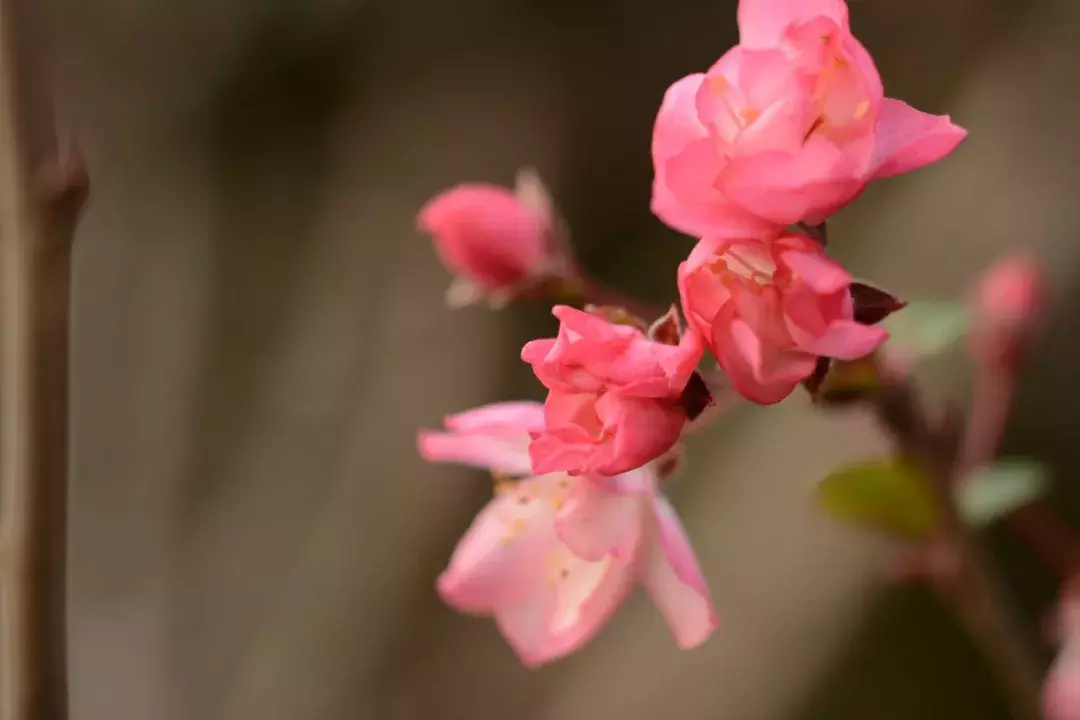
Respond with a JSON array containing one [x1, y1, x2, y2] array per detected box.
[[871, 98, 967, 179], [418, 429, 534, 476], [492, 586, 559, 666], [797, 319, 888, 360], [738, 0, 848, 48], [437, 487, 561, 613], [590, 465, 658, 495], [555, 478, 646, 561], [496, 552, 635, 668], [643, 495, 718, 649], [444, 401, 546, 434], [780, 249, 851, 294]]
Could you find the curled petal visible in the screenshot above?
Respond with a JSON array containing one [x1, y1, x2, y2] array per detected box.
[[712, 312, 813, 404], [797, 319, 888, 361], [871, 98, 968, 179], [418, 430, 534, 476], [418, 401, 543, 475], [643, 495, 718, 649], [780, 249, 851, 295], [444, 401, 545, 434]]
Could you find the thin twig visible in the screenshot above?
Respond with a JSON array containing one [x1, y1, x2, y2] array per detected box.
[[0, 1, 86, 718], [870, 374, 1043, 720]]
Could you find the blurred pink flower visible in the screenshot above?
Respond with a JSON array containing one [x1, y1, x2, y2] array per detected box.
[[1046, 587, 1080, 720], [521, 306, 704, 477], [651, 0, 967, 236], [418, 402, 717, 667], [970, 254, 1043, 369], [679, 231, 886, 404], [417, 183, 549, 307]]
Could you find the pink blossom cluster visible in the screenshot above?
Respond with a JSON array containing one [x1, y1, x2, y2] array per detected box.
[[416, 0, 965, 667]]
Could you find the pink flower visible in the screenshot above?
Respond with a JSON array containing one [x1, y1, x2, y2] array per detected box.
[[417, 402, 718, 667], [651, 0, 967, 237], [679, 231, 887, 404], [417, 182, 549, 307], [521, 306, 704, 477]]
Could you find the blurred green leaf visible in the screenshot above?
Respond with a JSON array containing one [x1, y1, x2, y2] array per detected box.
[[815, 458, 939, 538], [881, 300, 969, 360], [958, 458, 1050, 527]]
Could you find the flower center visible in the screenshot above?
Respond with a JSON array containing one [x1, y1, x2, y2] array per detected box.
[[491, 472, 573, 546], [709, 245, 779, 291]]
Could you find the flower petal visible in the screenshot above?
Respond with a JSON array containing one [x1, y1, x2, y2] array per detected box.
[[418, 429, 534, 475], [718, 136, 869, 226], [643, 495, 718, 649], [555, 477, 646, 562], [437, 485, 561, 613], [871, 98, 968, 179], [781, 249, 851, 295], [495, 551, 635, 668], [652, 73, 708, 161], [444, 401, 546, 434], [712, 311, 812, 404], [737, 0, 848, 48], [797, 318, 888, 360]]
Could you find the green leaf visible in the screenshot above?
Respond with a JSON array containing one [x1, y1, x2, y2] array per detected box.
[[958, 458, 1050, 527], [815, 458, 939, 538], [881, 300, 969, 360]]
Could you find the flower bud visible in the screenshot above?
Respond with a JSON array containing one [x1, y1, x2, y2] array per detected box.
[[970, 255, 1042, 369], [417, 183, 549, 308]]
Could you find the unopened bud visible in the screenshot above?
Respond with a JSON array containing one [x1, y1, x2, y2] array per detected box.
[[970, 255, 1042, 368]]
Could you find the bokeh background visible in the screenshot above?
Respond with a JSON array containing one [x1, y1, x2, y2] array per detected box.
[[50, 0, 1080, 717]]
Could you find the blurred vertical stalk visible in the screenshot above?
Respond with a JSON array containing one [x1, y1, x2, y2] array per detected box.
[[0, 0, 86, 718]]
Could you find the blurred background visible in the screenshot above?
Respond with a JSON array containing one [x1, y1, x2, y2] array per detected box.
[[49, 0, 1080, 717]]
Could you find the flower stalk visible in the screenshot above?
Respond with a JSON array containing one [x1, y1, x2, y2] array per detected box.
[[0, 1, 87, 718], [870, 370, 1042, 720]]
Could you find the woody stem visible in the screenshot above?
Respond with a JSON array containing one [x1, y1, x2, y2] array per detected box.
[[0, 1, 86, 718], [869, 371, 1042, 720]]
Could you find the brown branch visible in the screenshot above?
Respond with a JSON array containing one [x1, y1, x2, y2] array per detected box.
[[870, 374, 1043, 720], [0, 1, 86, 718]]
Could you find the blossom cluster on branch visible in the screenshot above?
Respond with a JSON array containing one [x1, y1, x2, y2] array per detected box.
[[415, 0, 968, 668]]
